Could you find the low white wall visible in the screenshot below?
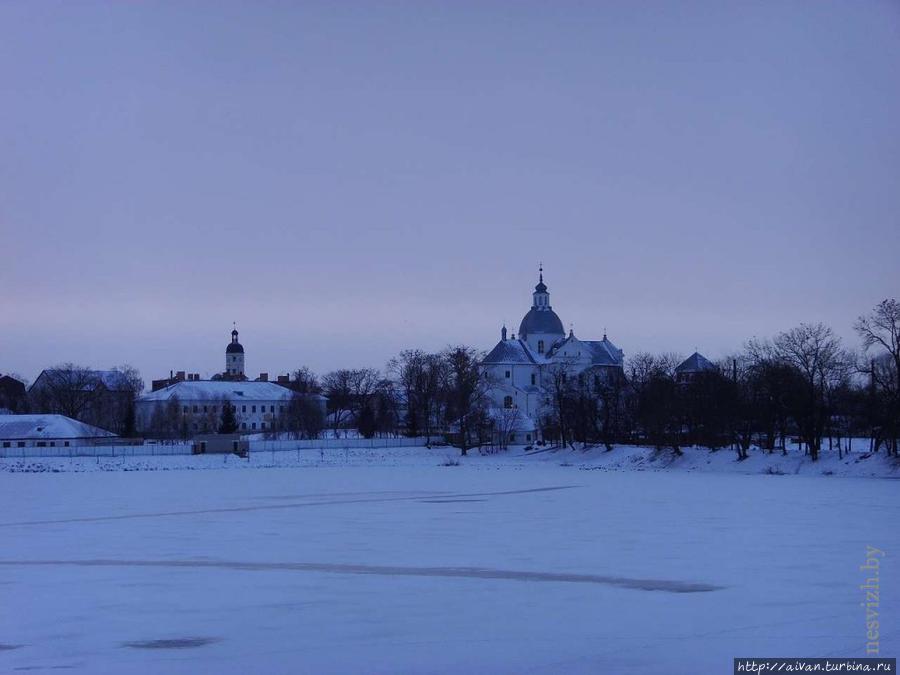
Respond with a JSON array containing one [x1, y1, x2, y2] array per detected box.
[[249, 437, 433, 452], [0, 444, 194, 458], [0, 437, 435, 458]]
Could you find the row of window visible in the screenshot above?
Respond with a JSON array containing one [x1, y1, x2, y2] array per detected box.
[[2, 441, 70, 448], [191, 421, 268, 432], [504, 370, 538, 386], [503, 370, 606, 387], [183, 404, 283, 415]]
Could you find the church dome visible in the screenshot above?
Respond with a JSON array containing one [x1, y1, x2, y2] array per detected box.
[[518, 266, 565, 338], [226, 329, 244, 354], [519, 307, 564, 338]]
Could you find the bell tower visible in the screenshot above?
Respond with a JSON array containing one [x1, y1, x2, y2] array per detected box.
[[225, 324, 245, 378]]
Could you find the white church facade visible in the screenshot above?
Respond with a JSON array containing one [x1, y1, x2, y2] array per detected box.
[[482, 268, 625, 443]]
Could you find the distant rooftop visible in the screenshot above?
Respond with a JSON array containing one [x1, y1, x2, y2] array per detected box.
[[0, 414, 117, 440], [138, 380, 300, 402], [675, 352, 717, 374]]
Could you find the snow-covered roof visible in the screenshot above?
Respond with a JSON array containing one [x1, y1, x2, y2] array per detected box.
[[138, 380, 296, 403], [31, 369, 133, 392], [676, 352, 717, 374], [583, 338, 625, 366], [0, 414, 117, 440], [483, 339, 537, 365], [544, 335, 623, 367]]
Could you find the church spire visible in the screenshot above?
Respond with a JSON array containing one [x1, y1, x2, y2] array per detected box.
[[532, 264, 549, 308], [535, 263, 547, 294]]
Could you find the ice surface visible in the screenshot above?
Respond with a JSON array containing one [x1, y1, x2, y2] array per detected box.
[[0, 445, 897, 673]]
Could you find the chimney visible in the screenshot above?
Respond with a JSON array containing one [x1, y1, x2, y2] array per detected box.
[[176, 371, 186, 381], [277, 374, 289, 384], [258, 372, 268, 382]]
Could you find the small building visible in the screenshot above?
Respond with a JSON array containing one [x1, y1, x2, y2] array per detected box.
[[0, 414, 117, 449], [191, 433, 248, 456], [0, 375, 27, 414], [675, 352, 718, 383]]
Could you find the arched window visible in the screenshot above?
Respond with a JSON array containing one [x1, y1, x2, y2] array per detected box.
[[538, 340, 545, 354], [503, 395, 513, 409]]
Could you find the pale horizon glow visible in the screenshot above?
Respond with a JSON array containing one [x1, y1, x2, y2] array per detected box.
[[2, 2, 899, 386]]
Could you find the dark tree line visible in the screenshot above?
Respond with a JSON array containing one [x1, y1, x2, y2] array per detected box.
[[289, 346, 492, 454], [538, 301, 899, 461]]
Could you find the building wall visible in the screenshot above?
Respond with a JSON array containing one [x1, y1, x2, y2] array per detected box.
[[225, 353, 245, 377], [136, 396, 289, 434], [136, 391, 327, 436], [522, 331, 564, 357], [1, 437, 107, 449]]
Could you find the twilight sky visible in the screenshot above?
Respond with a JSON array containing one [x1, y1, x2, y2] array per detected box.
[[2, 1, 899, 387]]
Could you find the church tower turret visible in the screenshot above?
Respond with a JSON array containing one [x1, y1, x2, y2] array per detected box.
[[518, 265, 565, 355], [532, 265, 550, 309], [225, 325, 245, 378]]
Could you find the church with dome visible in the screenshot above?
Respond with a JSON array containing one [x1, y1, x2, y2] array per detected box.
[[482, 267, 625, 443]]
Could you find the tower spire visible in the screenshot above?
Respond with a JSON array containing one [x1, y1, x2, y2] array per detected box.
[[533, 264, 548, 299]]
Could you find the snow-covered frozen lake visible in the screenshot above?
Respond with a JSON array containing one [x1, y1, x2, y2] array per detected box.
[[1, 449, 897, 673]]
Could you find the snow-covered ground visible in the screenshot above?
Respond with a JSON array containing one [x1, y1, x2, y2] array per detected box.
[[1, 441, 897, 478], [1, 446, 897, 673]]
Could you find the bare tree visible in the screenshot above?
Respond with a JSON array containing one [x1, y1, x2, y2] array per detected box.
[[626, 352, 684, 454], [493, 406, 522, 451], [108, 364, 144, 436], [751, 323, 848, 460], [388, 349, 445, 441], [282, 394, 325, 439], [544, 363, 576, 450], [441, 346, 491, 456], [591, 367, 628, 451], [290, 367, 322, 394], [322, 368, 386, 435], [146, 394, 184, 439], [855, 299, 900, 455], [28, 364, 99, 422], [322, 369, 354, 434]]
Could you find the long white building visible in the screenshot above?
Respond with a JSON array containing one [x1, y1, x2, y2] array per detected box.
[[136, 380, 308, 434]]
